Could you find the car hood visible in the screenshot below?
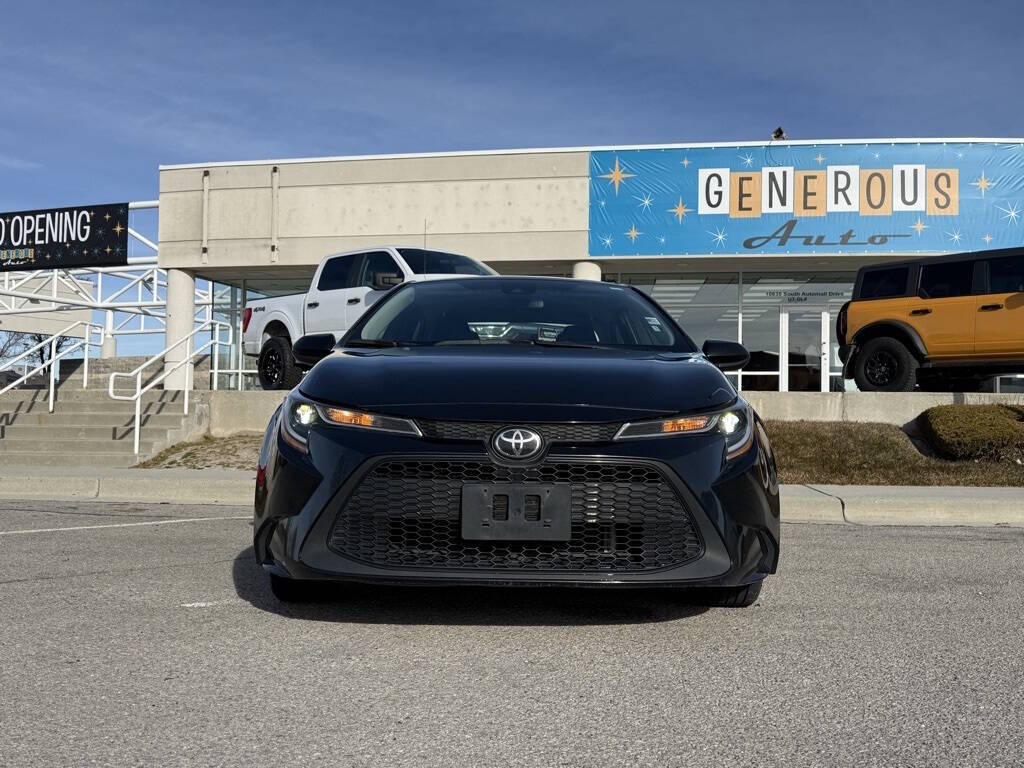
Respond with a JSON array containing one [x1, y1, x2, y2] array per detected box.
[[299, 347, 737, 422]]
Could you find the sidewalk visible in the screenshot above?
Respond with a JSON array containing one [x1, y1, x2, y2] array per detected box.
[[0, 467, 1021, 527]]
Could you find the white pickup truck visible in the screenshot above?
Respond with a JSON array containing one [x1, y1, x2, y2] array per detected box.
[[242, 246, 495, 389]]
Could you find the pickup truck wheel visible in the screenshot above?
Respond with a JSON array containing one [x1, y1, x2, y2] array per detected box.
[[853, 336, 918, 392], [258, 336, 302, 390]]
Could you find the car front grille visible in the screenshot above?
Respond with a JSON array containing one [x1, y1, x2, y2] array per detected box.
[[416, 420, 621, 443], [327, 458, 704, 572]]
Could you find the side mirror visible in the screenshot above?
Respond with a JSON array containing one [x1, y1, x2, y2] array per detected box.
[[292, 333, 336, 368], [702, 339, 750, 371], [371, 272, 403, 291]]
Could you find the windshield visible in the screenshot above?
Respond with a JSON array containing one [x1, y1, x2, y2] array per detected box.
[[398, 248, 492, 276], [348, 278, 696, 351]]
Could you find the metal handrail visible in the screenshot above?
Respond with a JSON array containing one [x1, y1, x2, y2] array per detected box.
[[108, 320, 232, 454], [0, 321, 105, 412]]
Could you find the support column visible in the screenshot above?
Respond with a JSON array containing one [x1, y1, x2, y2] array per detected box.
[[100, 310, 116, 358], [164, 269, 195, 391], [572, 261, 602, 281]]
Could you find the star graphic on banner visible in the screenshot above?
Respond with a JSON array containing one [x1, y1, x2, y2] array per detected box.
[[598, 200, 606, 208], [681, 157, 691, 168], [956, 151, 965, 160], [600, 157, 634, 195], [625, 225, 642, 243], [945, 228, 962, 245], [104, 212, 111, 221], [708, 227, 728, 248], [105, 246, 112, 255], [873, 151, 881, 160], [814, 153, 826, 164], [997, 201, 1021, 224], [600, 235, 613, 249], [113, 222, 124, 236], [95, 228, 105, 237], [910, 218, 928, 236], [658, 235, 666, 244], [739, 153, 754, 167], [114, 246, 123, 255], [983, 233, 993, 245], [668, 197, 691, 223], [634, 192, 654, 212], [971, 171, 993, 196]]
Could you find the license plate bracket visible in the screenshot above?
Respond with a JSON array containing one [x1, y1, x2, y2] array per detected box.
[[461, 483, 571, 541]]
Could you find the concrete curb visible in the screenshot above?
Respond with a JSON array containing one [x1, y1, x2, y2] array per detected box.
[[0, 468, 255, 506], [0, 470, 1021, 527]]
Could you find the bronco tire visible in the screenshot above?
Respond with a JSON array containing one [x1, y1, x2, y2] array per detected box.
[[854, 336, 918, 392], [258, 335, 302, 390]]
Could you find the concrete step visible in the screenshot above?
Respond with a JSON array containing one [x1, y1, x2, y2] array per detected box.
[[0, 437, 158, 454], [0, 388, 185, 404], [0, 451, 146, 468], [1, 396, 186, 413], [0, 424, 176, 440], [0, 413, 186, 428]]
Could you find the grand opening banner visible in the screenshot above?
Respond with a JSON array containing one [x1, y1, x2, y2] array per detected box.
[[0, 203, 130, 271], [589, 141, 1024, 256]]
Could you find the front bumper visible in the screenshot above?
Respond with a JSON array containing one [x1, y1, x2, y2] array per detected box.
[[254, 420, 780, 588]]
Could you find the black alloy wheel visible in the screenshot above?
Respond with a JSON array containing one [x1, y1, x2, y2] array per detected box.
[[864, 349, 898, 387], [853, 336, 918, 392], [258, 336, 302, 390]]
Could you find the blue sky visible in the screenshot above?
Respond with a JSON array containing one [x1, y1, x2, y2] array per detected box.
[[1, 0, 1021, 212]]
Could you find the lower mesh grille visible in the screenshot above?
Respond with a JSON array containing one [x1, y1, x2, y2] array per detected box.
[[328, 458, 704, 572]]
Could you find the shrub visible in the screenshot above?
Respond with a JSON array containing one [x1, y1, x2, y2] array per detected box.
[[918, 404, 1024, 462]]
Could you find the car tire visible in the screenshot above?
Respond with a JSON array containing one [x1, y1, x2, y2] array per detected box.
[[269, 573, 315, 603], [853, 336, 918, 392], [690, 581, 763, 608], [258, 336, 302, 391]]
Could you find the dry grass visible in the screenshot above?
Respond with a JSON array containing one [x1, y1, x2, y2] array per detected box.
[[137, 422, 1024, 486], [765, 420, 1024, 486], [137, 434, 263, 470]]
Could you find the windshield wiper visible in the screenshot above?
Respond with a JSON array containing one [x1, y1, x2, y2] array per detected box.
[[515, 338, 612, 350]]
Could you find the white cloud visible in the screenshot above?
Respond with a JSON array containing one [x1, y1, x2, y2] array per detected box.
[[0, 153, 41, 170]]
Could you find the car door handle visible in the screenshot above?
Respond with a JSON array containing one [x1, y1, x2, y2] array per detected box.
[[979, 303, 1004, 312], [306, 301, 319, 309], [909, 308, 931, 316], [347, 298, 361, 305]]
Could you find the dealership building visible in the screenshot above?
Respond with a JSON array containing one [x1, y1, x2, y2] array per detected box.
[[147, 138, 1023, 391]]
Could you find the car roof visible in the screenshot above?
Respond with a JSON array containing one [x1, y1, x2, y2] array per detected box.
[[858, 246, 1023, 274]]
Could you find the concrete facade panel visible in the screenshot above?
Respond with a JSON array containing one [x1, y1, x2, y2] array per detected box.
[[277, 178, 587, 238], [157, 191, 203, 243], [208, 188, 272, 240]]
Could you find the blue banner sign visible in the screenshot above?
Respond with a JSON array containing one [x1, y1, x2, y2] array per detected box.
[[589, 141, 1024, 256]]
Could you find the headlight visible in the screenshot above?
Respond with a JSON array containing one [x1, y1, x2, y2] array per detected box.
[[718, 406, 754, 460], [280, 393, 421, 453], [614, 404, 755, 460]]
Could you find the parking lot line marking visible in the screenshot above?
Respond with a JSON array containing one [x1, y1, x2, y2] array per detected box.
[[0, 516, 249, 536]]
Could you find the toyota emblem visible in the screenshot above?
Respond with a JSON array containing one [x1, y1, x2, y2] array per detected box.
[[492, 427, 544, 460]]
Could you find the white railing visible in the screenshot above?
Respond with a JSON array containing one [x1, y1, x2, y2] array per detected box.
[[108, 320, 232, 454], [0, 321, 105, 412]]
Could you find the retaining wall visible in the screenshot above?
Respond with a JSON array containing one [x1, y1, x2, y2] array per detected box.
[[187, 390, 1024, 439]]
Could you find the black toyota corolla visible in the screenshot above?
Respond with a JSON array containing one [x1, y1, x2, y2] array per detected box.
[[254, 276, 779, 607]]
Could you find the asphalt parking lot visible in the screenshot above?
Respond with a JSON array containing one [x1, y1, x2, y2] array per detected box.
[[1, 500, 1022, 767]]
